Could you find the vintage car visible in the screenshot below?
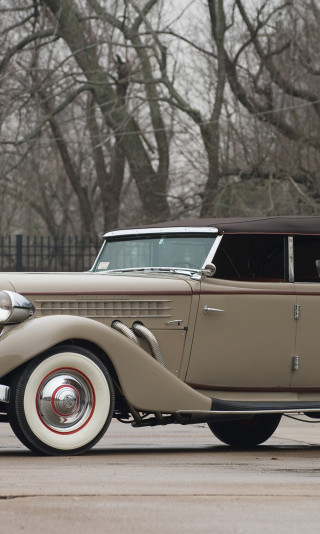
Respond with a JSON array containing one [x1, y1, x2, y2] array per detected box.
[[1, 216, 320, 455]]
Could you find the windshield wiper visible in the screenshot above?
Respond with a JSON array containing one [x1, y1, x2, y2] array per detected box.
[[100, 266, 201, 275]]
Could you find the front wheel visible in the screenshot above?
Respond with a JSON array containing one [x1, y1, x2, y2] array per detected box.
[[208, 414, 282, 448], [8, 345, 115, 456]]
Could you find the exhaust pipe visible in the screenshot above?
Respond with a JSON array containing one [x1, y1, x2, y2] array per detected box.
[[112, 320, 166, 367], [132, 322, 166, 367], [112, 320, 139, 344]]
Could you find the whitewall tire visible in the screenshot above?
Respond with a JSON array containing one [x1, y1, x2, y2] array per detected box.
[[8, 345, 115, 455]]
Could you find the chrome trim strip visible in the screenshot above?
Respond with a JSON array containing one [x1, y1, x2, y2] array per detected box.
[[288, 236, 294, 282], [0, 385, 10, 403], [90, 242, 105, 271], [103, 227, 218, 238], [202, 234, 223, 268]]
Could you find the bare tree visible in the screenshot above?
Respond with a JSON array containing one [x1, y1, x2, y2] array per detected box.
[[212, 0, 320, 209], [2, 0, 320, 239], [42, 0, 171, 222], [1, 0, 172, 237]]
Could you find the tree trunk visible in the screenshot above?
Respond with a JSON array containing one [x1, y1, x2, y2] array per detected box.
[[43, 0, 171, 223]]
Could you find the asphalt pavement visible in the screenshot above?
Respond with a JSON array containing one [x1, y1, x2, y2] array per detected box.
[[0, 417, 320, 533]]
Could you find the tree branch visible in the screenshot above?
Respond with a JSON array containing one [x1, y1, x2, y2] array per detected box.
[[0, 29, 55, 74], [15, 85, 90, 145], [236, 0, 320, 116]]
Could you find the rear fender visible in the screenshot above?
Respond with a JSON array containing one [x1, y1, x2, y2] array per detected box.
[[0, 316, 211, 413]]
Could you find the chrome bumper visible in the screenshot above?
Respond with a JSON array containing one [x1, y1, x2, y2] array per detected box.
[[0, 385, 10, 403]]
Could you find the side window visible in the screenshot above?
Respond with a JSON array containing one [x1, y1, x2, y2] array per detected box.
[[294, 236, 320, 282], [213, 235, 286, 282]]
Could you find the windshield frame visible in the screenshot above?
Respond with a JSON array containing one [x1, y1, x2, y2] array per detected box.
[[91, 227, 220, 273]]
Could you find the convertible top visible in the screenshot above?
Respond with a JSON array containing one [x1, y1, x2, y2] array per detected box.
[[124, 216, 320, 235]]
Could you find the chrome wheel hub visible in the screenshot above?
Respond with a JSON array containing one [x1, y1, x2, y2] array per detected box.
[[52, 385, 79, 416], [37, 370, 94, 433]]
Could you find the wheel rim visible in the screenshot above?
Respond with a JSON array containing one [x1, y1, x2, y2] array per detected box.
[[36, 367, 95, 434]]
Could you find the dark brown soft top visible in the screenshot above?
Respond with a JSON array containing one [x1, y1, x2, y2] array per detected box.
[[123, 216, 320, 235]]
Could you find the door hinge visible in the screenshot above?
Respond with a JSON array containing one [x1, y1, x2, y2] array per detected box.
[[294, 304, 300, 320], [291, 355, 299, 371]]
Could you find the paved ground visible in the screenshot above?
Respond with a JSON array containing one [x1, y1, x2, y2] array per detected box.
[[1, 416, 320, 533]]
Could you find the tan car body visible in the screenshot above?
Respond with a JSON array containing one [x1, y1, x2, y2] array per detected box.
[[0, 270, 319, 407], [0, 272, 212, 410]]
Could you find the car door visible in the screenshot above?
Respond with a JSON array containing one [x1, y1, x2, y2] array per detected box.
[[185, 234, 296, 392], [290, 235, 320, 390]]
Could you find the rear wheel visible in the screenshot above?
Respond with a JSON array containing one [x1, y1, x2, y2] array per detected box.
[[8, 345, 115, 455], [208, 414, 281, 447]]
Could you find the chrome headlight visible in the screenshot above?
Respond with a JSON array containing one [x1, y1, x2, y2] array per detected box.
[[0, 291, 34, 324]]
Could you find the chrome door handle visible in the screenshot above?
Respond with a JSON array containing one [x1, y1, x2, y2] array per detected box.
[[203, 305, 224, 314]]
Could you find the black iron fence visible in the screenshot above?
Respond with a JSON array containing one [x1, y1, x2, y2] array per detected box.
[[0, 235, 101, 272]]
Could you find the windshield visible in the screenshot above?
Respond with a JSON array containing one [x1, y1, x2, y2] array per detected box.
[[92, 233, 216, 272]]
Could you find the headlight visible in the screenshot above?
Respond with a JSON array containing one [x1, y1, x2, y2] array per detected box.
[[0, 291, 34, 324]]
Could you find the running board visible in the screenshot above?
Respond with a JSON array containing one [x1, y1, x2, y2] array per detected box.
[[177, 397, 320, 417]]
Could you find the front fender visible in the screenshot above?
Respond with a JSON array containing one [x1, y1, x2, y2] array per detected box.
[[0, 316, 211, 413]]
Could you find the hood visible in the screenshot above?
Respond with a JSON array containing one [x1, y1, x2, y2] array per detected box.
[[0, 271, 194, 296], [0, 277, 17, 292]]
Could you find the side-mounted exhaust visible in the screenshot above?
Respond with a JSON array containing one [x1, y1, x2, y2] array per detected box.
[[112, 320, 139, 345], [112, 320, 166, 367]]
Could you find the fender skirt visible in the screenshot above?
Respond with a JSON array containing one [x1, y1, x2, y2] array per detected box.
[[0, 316, 211, 413]]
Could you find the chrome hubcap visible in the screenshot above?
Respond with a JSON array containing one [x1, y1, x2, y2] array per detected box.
[[52, 385, 79, 416], [37, 370, 94, 433]]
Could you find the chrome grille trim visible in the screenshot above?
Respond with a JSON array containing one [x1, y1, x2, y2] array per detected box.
[[35, 299, 172, 318]]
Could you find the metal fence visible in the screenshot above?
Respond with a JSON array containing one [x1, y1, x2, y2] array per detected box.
[[0, 235, 101, 272]]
